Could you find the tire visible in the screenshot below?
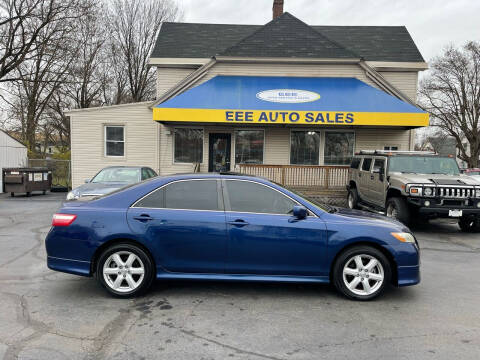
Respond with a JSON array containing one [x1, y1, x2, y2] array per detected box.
[[347, 188, 359, 209], [458, 216, 480, 233], [385, 197, 410, 225], [332, 245, 392, 301], [96, 243, 155, 298], [26, 192, 31, 197], [10, 192, 14, 197]]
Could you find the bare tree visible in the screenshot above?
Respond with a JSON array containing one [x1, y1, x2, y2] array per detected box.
[[107, 0, 181, 102], [419, 41, 480, 168], [0, 0, 83, 82]]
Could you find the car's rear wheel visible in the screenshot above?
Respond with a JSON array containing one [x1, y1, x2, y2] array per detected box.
[[347, 188, 359, 209], [333, 246, 391, 300], [458, 216, 480, 233], [385, 197, 410, 225], [96, 243, 154, 298]]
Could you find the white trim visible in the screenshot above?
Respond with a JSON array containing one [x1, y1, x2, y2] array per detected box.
[[149, 57, 210, 66], [366, 61, 429, 71], [104, 125, 125, 158], [323, 130, 356, 166], [233, 129, 265, 167], [65, 101, 154, 114], [173, 127, 204, 164], [215, 56, 361, 64]]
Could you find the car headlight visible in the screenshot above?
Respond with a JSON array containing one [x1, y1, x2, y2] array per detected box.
[[408, 186, 422, 196], [66, 191, 79, 200], [424, 187, 433, 197], [391, 232, 416, 243]]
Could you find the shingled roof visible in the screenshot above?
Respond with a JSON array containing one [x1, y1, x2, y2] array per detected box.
[[151, 12, 425, 62]]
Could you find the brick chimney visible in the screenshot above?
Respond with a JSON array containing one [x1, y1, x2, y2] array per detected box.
[[272, 0, 284, 19]]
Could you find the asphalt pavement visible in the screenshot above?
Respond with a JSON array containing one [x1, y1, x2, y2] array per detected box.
[[0, 192, 479, 360]]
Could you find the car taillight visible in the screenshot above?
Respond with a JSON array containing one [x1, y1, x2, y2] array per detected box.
[[52, 213, 77, 227]]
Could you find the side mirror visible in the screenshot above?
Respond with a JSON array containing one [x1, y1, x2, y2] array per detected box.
[[292, 205, 308, 220], [84, 179, 90, 183]]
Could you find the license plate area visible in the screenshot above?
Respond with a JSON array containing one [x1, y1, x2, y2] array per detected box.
[[449, 209, 463, 217]]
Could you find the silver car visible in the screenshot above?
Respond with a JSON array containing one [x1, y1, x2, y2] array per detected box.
[[66, 166, 157, 200]]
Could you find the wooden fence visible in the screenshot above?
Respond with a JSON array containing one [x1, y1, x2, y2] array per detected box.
[[235, 164, 349, 189]]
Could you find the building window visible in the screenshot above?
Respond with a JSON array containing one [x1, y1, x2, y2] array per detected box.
[[384, 146, 399, 151], [174, 128, 203, 163], [105, 125, 125, 157], [324, 131, 355, 165], [235, 130, 264, 164], [290, 131, 320, 165]]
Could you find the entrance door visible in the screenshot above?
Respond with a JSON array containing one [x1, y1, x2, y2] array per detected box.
[[209, 133, 231, 172]]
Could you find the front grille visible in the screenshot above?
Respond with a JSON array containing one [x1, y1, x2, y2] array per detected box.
[[437, 187, 474, 198]]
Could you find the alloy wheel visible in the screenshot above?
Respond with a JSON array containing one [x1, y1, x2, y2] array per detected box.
[[103, 251, 145, 293], [386, 204, 398, 219], [342, 254, 384, 296]]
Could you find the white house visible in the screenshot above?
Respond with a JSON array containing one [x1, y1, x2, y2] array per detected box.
[[0, 130, 27, 193]]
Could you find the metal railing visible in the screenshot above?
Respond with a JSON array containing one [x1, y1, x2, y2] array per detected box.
[[235, 164, 349, 189]]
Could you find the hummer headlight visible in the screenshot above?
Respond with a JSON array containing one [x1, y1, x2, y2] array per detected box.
[[424, 187, 433, 197]]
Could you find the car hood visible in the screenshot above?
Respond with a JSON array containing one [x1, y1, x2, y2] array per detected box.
[[330, 207, 408, 231], [389, 173, 480, 186], [73, 182, 131, 196]]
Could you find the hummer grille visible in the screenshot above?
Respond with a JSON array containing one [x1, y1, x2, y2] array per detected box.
[[437, 187, 474, 198]]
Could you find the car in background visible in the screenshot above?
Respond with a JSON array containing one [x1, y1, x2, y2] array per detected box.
[[464, 168, 480, 182], [66, 166, 157, 200], [47, 173, 420, 301]]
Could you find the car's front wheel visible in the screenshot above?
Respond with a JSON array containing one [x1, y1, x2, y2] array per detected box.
[[385, 197, 410, 225], [333, 246, 391, 300], [458, 216, 480, 233], [96, 243, 155, 298]]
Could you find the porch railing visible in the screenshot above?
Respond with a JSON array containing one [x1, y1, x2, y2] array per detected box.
[[235, 164, 349, 189]]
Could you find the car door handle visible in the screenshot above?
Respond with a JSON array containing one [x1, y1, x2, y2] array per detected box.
[[227, 219, 249, 227], [133, 214, 154, 222]]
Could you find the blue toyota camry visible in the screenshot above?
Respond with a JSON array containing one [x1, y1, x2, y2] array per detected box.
[[45, 173, 420, 300]]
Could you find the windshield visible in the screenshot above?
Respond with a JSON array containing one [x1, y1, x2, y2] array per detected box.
[[91, 168, 140, 183], [280, 184, 332, 212], [388, 156, 460, 175]]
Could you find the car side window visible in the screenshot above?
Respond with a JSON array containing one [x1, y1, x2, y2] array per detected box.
[[350, 158, 361, 169], [225, 180, 297, 215], [134, 180, 220, 210], [361, 158, 372, 171], [147, 168, 157, 178], [141, 168, 149, 180], [373, 159, 385, 172]]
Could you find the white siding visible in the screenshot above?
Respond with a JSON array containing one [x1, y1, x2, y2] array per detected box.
[[0, 131, 27, 193], [379, 71, 418, 102], [156, 67, 195, 98], [70, 103, 159, 189]]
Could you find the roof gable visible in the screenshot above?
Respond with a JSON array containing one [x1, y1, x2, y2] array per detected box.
[[220, 13, 357, 59]]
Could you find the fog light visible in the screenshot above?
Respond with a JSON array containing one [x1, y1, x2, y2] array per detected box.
[[477, 202, 480, 208], [424, 200, 431, 207]]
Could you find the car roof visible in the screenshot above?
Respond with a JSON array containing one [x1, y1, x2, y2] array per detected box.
[[154, 172, 271, 183]]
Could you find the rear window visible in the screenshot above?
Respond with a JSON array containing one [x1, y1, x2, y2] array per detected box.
[[350, 157, 361, 169], [361, 158, 372, 171]]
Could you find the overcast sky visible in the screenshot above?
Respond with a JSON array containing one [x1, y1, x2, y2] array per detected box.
[[178, 0, 479, 63]]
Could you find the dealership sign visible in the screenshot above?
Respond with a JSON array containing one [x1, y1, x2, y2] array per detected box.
[[256, 89, 320, 103]]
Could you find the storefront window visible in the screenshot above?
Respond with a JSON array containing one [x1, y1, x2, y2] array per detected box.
[[290, 131, 320, 165], [235, 130, 264, 164], [174, 128, 203, 163], [324, 131, 355, 165]]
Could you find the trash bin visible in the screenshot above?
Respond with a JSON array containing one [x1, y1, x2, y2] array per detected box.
[[2, 168, 52, 197]]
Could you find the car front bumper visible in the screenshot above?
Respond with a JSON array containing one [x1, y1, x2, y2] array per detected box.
[[406, 197, 480, 217]]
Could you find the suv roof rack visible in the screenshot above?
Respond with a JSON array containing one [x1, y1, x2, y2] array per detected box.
[[356, 150, 437, 156]]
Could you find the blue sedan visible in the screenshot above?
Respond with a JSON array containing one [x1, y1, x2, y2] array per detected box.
[[45, 173, 420, 300]]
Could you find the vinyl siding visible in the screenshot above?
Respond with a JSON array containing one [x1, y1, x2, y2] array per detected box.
[[70, 103, 158, 189], [0, 132, 27, 192], [378, 71, 418, 102], [156, 67, 195, 98]]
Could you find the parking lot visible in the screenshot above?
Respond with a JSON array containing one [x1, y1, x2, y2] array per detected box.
[[0, 193, 479, 360]]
